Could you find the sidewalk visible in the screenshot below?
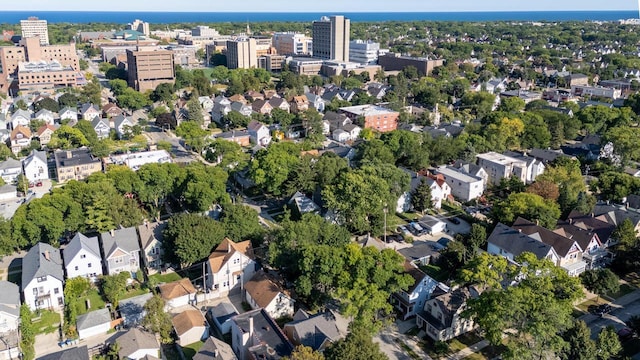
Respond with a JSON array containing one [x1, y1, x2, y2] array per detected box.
[[579, 289, 640, 324], [447, 340, 490, 360]]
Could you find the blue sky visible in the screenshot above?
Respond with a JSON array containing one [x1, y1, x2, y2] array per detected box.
[[0, 0, 636, 12]]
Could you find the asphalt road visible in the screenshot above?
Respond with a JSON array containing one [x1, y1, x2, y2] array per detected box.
[[583, 290, 640, 339]]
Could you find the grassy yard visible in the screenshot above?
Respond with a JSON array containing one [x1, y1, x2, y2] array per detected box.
[[605, 283, 636, 300], [33, 310, 61, 334], [624, 272, 640, 288], [419, 264, 449, 282], [576, 298, 607, 313], [182, 341, 205, 359], [121, 287, 150, 300], [149, 272, 182, 284]]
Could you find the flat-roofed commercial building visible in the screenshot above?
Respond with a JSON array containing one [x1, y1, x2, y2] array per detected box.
[[17, 61, 77, 92], [20, 17, 49, 45], [378, 53, 444, 76], [126, 46, 175, 92], [312, 16, 350, 62], [273, 32, 312, 56]]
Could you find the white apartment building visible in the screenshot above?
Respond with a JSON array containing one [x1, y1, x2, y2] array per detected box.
[[20, 17, 49, 45], [349, 40, 387, 65], [272, 32, 313, 56], [435, 166, 485, 202], [476, 152, 528, 186]]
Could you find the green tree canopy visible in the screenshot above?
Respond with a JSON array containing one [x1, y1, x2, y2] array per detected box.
[[163, 213, 225, 267]]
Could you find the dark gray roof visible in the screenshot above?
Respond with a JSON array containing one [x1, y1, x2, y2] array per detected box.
[[54, 148, 101, 168], [38, 345, 90, 360], [76, 308, 111, 331], [63, 232, 101, 266], [486, 223, 555, 260], [194, 336, 237, 360], [137, 221, 167, 250], [116, 328, 159, 358], [283, 310, 344, 351], [100, 227, 141, 259], [528, 148, 568, 163], [232, 309, 293, 360], [210, 301, 238, 325], [397, 241, 440, 263], [22, 242, 64, 285], [0, 158, 22, 171]]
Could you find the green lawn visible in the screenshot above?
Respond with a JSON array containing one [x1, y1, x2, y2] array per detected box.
[[605, 283, 636, 300], [182, 341, 205, 359], [149, 272, 182, 284], [33, 310, 61, 334], [448, 339, 467, 352], [121, 287, 150, 300], [576, 298, 607, 313], [419, 264, 449, 282], [77, 289, 106, 315]]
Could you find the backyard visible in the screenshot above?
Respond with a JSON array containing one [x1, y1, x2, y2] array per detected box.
[[33, 310, 61, 335], [149, 272, 182, 284], [181, 341, 205, 359]]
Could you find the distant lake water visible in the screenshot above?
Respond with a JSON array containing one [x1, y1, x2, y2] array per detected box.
[[0, 11, 637, 24]]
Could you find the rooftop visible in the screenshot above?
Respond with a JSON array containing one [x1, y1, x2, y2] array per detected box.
[[338, 104, 398, 117], [233, 309, 293, 360], [54, 148, 101, 168], [476, 151, 526, 166]]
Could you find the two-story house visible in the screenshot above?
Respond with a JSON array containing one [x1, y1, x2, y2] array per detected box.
[[283, 309, 349, 352], [434, 165, 485, 202], [206, 238, 256, 297], [476, 152, 528, 186], [392, 261, 445, 321], [9, 125, 32, 155], [35, 124, 57, 146], [486, 223, 560, 264], [416, 286, 480, 342], [23, 150, 49, 182], [91, 117, 111, 140], [9, 109, 31, 129], [244, 270, 295, 320], [54, 148, 103, 183], [397, 171, 452, 213], [58, 107, 78, 123], [291, 95, 309, 114], [554, 221, 610, 270], [251, 100, 273, 115], [0, 281, 20, 360], [80, 103, 101, 121], [268, 98, 290, 113], [114, 115, 134, 139], [34, 109, 55, 125], [102, 103, 124, 118], [0, 159, 23, 184], [247, 120, 271, 147], [100, 227, 142, 279], [231, 309, 293, 360], [22, 243, 65, 311], [137, 220, 167, 274], [62, 232, 103, 282]]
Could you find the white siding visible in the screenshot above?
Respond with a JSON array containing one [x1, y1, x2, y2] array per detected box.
[[23, 276, 64, 311]]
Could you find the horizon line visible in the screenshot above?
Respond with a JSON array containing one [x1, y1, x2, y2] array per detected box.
[[0, 9, 636, 13]]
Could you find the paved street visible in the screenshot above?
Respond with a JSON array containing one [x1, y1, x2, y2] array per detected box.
[[374, 320, 433, 360], [581, 289, 640, 339]]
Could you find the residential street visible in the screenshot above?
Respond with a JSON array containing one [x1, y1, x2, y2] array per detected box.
[[581, 289, 640, 339]]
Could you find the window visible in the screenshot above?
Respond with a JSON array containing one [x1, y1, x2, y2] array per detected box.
[[80, 254, 86, 259], [223, 281, 228, 287], [54, 288, 59, 294], [88, 263, 92, 268], [37, 276, 47, 283], [74, 266, 79, 271], [58, 297, 63, 305]]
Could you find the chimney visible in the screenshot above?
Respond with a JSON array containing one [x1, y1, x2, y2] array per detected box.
[[43, 251, 50, 261], [110, 229, 115, 237], [66, 150, 72, 158], [248, 316, 254, 337], [535, 219, 539, 226]]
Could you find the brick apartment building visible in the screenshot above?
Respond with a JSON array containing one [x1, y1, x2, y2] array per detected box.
[[338, 105, 399, 133], [126, 46, 175, 92]]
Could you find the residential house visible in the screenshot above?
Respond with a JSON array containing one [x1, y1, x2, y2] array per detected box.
[[194, 336, 238, 360], [230, 102, 253, 117], [76, 308, 112, 339], [137, 221, 167, 274], [452, 161, 489, 185], [0, 159, 23, 184], [22, 149, 48, 183], [34, 109, 55, 125], [512, 218, 587, 276], [80, 103, 101, 121], [263, 90, 277, 100], [592, 203, 640, 238], [229, 94, 247, 104], [245, 91, 264, 102], [58, 107, 78, 123], [554, 221, 610, 269], [416, 286, 480, 341], [172, 309, 209, 346], [0, 282, 21, 360], [283, 310, 348, 352], [115, 328, 160, 360], [434, 165, 485, 202], [102, 103, 124, 118], [398, 241, 441, 266], [100, 227, 142, 278], [288, 191, 320, 218], [471, 78, 507, 93], [341, 124, 361, 140], [54, 148, 103, 183], [291, 95, 309, 113], [231, 309, 293, 360], [9, 109, 31, 129], [216, 130, 251, 147], [486, 223, 560, 265], [119, 293, 153, 327], [332, 129, 350, 143], [38, 346, 90, 360], [566, 211, 617, 249], [244, 270, 295, 320], [324, 112, 352, 132], [0, 185, 16, 201], [305, 93, 325, 112], [268, 98, 290, 113], [199, 96, 214, 113], [159, 278, 197, 310], [35, 124, 56, 146], [208, 301, 238, 335], [9, 125, 32, 155], [63, 232, 102, 282], [397, 171, 452, 212], [114, 115, 134, 139], [206, 238, 257, 297], [503, 151, 545, 184], [22, 242, 65, 311], [247, 120, 271, 147], [251, 100, 273, 115], [476, 152, 528, 186], [211, 97, 232, 124], [92, 117, 111, 140], [392, 261, 444, 321]]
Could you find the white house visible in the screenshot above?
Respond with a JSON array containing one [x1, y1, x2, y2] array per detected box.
[[158, 278, 197, 311], [486, 223, 561, 265], [34, 109, 55, 125], [244, 270, 295, 320], [9, 109, 31, 129], [58, 107, 78, 123], [172, 309, 209, 346], [416, 286, 480, 341], [76, 308, 112, 339], [137, 221, 166, 274], [100, 227, 141, 278], [22, 150, 49, 182], [397, 172, 451, 213], [434, 165, 485, 202], [476, 152, 528, 186], [0, 281, 20, 332], [503, 151, 545, 184], [206, 238, 257, 297], [80, 103, 101, 121], [0, 159, 23, 184], [392, 262, 445, 321], [305, 93, 326, 112], [115, 328, 160, 360], [0, 185, 16, 201], [91, 117, 111, 140], [247, 120, 271, 147], [332, 129, 350, 142], [114, 115, 134, 139], [199, 96, 215, 113], [9, 126, 32, 155], [22, 242, 65, 311], [62, 232, 102, 282]]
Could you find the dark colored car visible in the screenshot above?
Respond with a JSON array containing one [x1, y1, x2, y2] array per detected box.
[[594, 304, 612, 316], [449, 217, 461, 225], [617, 327, 634, 341]]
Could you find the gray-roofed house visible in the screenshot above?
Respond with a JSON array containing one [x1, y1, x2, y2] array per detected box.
[[138, 221, 167, 274], [54, 148, 103, 183], [58, 107, 78, 124], [0, 158, 23, 184], [0, 281, 20, 332], [22, 242, 65, 311], [119, 293, 153, 327], [486, 223, 560, 266], [114, 115, 134, 139], [63, 232, 102, 282], [35, 109, 55, 125], [283, 309, 349, 351], [194, 336, 238, 360], [208, 301, 238, 335], [38, 345, 90, 360], [397, 241, 440, 266], [288, 191, 320, 218], [392, 261, 446, 321], [10, 109, 31, 129], [114, 328, 160, 360], [416, 286, 480, 341], [100, 227, 142, 278], [92, 117, 111, 140], [231, 309, 293, 360], [77, 308, 112, 339], [80, 103, 101, 121], [22, 149, 49, 182], [0, 185, 16, 201]]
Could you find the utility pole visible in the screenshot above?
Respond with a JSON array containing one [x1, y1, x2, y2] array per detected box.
[[383, 205, 388, 243]]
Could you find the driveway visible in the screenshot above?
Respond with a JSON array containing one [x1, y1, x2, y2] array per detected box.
[[373, 320, 433, 360]]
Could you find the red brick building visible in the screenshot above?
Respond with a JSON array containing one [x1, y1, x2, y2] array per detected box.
[[338, 104, 399, 133]]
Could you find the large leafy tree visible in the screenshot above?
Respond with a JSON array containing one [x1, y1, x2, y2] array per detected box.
[[101, 272, 130, 307], [181, 163, 229, 212], [163, 213, 225, 267], [324, 326, 388, 360], [596, 326, 622, 360], [580, 269, 619, 304], [250, 142, 301, 195], [142, 295, 173, 343], [204, 139, 249, 172], [220, 204, 263, 243], [137, 163, 182, 218], [560, 320, 597, 360], [49, 125, 90, 149], [492, 192, 561, 229], [33, 97, 60, 113], [411, 178, 433, 213]]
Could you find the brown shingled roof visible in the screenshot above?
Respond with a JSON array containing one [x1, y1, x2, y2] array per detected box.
[[159, 278, 196, 301], [172, 309, 206, 336], [512, 217, 581, 257], [208, 238, 254, 274], [244, 270, 288, 309], [10, 125, 32, 140]]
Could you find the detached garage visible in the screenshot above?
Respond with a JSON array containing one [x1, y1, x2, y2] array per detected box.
[[173, 309, 209, 346], [419, 215, 447, 235], [77, 308, 112, 339]]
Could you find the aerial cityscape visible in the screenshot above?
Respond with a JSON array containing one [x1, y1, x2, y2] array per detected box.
[[0, 2, 639, 360]]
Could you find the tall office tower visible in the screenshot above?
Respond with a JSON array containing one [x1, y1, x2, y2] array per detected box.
[[272, 32, 313, 56], [128, 19, 150, 37], [126, 46, 175, 92], [312, 15, 350, 62], [20, 17, 49, 45], [226, 38, 258, 69]]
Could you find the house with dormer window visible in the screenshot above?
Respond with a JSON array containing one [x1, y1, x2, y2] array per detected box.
[[100, 227, 141, 278], [206, 238, 256, 297]]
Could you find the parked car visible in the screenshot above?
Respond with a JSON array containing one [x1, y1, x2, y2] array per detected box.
[[617, 327, 634, 341], [410, 222, 424, 235], [594, 304, 612, 316], [36, 181, 43, 187], [449, 217, 461, 225], [28, 182, 34, 188], [398, 226, 411, 236]]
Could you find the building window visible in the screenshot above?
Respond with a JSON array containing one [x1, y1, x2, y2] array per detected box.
[[37, 276, 47, 283], [54, 288, 59, 294], [58, 297, 63, 305], [80, 254, 86, 259], [74, 266, 79, 271]]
